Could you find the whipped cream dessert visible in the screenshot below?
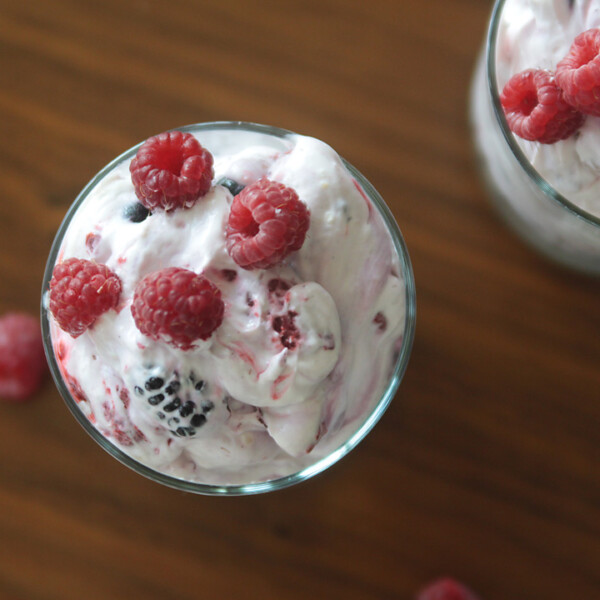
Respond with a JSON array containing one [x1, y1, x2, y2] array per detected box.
[[471, 0, 600, 271], [44, 124, 412, 489]]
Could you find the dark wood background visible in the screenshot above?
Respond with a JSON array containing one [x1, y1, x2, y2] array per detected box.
[[1, 1, 599, 598]]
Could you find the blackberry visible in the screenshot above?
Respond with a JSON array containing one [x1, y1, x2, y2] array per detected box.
[[124, 202, 151, 223], [133, 371, 216, 437], [217, 177, 245, 196]]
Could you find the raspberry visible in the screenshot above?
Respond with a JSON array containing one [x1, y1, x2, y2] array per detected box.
[[556, 28, 600, 116], [129, 130, 214, 211], [500, 69, 584, 144], [131, 267, 224, 349], [373, 311, 387, 331], [49, 258, 122, 337], [416, 578, 480, 600], [0, 312, 47, 401], [226, 177, 310, 270]]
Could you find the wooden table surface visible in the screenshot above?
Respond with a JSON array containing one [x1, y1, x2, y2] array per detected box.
[[1, 1, 599, 598]]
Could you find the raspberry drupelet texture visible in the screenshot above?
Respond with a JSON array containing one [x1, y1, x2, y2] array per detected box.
[[131, 267, 224, 349], [49, 258, 122, 338], [0, 312, 47, 401], [556, 28, 600, 117], [500, 68, 584, 144], [416, 578, 480, 600], [129, 130, 214, 211], [226, 177, 310, 270]]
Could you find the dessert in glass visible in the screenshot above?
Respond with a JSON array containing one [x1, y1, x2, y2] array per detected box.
[[471, 0, 600, 273], [41, 121, 416, 495]]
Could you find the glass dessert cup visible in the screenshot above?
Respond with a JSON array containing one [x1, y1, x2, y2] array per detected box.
[[471, 0, 600, 274], [41, 121, 416, 496]]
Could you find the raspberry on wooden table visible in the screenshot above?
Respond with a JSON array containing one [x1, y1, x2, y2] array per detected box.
[[0, 312, 47, 401], [416, 578, 480, 600], [556, 28, 600, 117], [49, 258, 122, 338], [500, 68, 584, 144], [226, 177, 310, 270], [129, 130, 214, 211], [131, 267, 224, 349]]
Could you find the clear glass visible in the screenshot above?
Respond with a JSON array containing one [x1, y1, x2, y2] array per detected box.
[[470, 0, 600, 274], [41, 121, 416, 496]]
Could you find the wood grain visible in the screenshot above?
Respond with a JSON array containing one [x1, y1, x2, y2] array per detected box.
[[1, 1, 599, 598]]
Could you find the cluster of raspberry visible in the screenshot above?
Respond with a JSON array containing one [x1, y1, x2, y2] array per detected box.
[[48, 130, 310, 349], [501, 28, 600, 144]]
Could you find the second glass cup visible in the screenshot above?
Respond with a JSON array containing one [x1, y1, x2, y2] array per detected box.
[[471, 0, 600, 274]]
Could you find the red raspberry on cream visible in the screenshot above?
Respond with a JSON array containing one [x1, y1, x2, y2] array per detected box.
[[131, 267, 224, 349], [226, 177, 310, 270], [49, 257, 122, 338], [556, 28, 600, 117], [500, 68, 584, 144], [130, 130, 214, 211]]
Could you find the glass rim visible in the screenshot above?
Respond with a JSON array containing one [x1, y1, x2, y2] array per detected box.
[[485, 0, 600, 229], [41, 120, 416, 496]]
